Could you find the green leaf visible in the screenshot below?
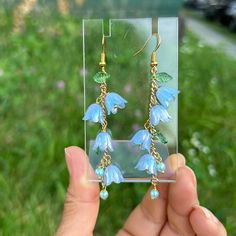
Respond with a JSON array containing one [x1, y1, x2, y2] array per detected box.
[[95, 147, 100, 155], [156, 72, 173, 83], [93, 71, 110, 83], [154, 130, 168, 144]]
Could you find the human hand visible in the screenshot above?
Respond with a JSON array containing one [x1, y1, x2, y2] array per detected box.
[[55, 146, 227, 236]]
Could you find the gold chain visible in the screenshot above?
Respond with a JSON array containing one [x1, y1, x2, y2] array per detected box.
[[96, 82, 110, 169], [145, 63, 164, 188], [147, 65, 160, 159], [96, 37, 112, 192], [96, 68, 110, 190], [99, 151, 112, 168], [151, 175, 158, 189], [96, 82, 108, 132]]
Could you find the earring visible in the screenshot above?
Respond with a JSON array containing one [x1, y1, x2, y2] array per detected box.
[[130, 33, 179, 200], [83, 35, 127, 200]]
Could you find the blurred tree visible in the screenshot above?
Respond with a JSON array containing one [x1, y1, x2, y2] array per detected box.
[[13, 0, 37, 32], [57, 0, 70, 16]]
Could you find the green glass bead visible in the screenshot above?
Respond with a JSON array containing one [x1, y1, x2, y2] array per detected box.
[[93, 71, 110, 84]]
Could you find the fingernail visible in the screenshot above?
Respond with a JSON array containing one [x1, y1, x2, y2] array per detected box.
[[64, 147, 73, 176], [161, 154, 185, 178], [200, 206, 219, 224], [64, 146, 85, 178], [64, 147, 70, 157], [171, 154, 185, 170], [64, 146, 90, 183], [168, 154, 185, 171]]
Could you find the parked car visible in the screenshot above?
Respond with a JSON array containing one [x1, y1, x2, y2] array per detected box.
[[225, 1, 236, 31], [184, 0, 208, 9], [203, 0, 233, 25]]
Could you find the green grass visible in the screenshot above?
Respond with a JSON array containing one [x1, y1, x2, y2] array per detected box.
[[0, 7, 236, 236], [179, 33, 236, 234]]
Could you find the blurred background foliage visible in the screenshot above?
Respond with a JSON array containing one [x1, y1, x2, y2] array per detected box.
[[0, 0, 236, 235]]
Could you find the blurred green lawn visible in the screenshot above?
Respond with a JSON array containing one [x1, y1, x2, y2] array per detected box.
[[0, 8, 236, 236]]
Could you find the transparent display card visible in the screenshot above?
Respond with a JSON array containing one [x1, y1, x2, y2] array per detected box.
[[83, 18, 179, 183]]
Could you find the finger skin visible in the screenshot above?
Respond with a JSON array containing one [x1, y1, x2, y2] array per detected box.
[[117, 154, 185, 236], [160, 166, 199, 236], [117, 183, 168, 236], [190, 206, 227, 236], [118, 153, 227, 236], [55, 146, 100, 236]]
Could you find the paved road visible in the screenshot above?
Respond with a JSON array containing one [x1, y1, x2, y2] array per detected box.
[[186, 17, 236, 59]]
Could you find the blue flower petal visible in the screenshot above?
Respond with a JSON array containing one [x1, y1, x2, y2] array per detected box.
[[130, 129, 151, 152], [105, 92, 127, 115], [104, 164, 124, 186], [156, 86, 179, 108], [93, 132, 113, 152], [83, 103, 104, 124], [135, 154, 157, 175], [150, 105, 171, 126]]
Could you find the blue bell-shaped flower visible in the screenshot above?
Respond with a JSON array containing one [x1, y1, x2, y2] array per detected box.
[[135, 154, 157, 175], [83, 103, 104, 124], [105, 92, 127, 115], [156, 86, 179, 108], [93, 131, 113, 152], [103, 164, 124, 186], [150, 105, 171, 126], [130, 129, 151, 152]]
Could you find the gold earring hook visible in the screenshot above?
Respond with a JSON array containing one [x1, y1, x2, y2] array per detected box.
[[133, 33, 161, 57], [134, 33, 161, 67], [99, 34, 106, 70], [102, 34, 105, 54]]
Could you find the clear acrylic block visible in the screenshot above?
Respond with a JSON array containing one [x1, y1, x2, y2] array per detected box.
[[83, 18, 179, 183]]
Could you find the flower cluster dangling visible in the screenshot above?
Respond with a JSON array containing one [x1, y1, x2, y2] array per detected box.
[[83, 35, 127, 200], [130, 34, 179, 200]]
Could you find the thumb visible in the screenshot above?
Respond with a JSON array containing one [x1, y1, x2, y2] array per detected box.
[[190, 206, 227, 236], [55, 146, 100, 236]]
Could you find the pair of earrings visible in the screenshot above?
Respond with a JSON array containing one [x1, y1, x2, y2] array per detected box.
[[83, 33, 179, 200]]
